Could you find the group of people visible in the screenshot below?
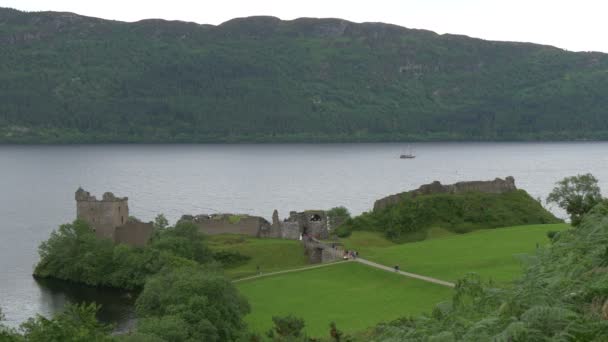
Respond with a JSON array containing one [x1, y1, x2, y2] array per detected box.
[[343, 249, 359, 260]]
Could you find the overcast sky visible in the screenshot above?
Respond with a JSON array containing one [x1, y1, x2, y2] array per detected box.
[[2, 0, 607, 53]]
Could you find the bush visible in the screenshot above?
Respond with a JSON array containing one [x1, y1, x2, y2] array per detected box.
[[212, 250, 251, 268]]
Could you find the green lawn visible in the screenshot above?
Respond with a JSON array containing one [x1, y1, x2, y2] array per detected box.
[[237, 261, 452, 337], [341, 224, 570, 283], [208, 235, 309, 279]]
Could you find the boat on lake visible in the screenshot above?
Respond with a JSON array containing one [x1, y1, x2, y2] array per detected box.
[[400, 146, 416, 159]]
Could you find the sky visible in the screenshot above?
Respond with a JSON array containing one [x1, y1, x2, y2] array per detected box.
[[2, 0, 607, 53]]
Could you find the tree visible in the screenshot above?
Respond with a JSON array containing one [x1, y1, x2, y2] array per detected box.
[[266, 315, 306, 341], [135, 265, 250, 342], [153, 214, 169, 230], [547, 174, 603, 226], [19, 303, 112, 342], [327, 207, 351, 229]]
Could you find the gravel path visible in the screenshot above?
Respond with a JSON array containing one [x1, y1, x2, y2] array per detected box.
[[355, 258, 455, 287]]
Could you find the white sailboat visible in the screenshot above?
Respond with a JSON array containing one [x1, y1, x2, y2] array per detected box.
[[400, 145, 416, 159]]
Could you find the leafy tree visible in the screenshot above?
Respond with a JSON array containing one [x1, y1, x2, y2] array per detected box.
[[547, 173, 603, 226], [153, 214, 169, 230], [149, 221, 214, 264], [135, 265, 250, 342], [266, 315, 306, 341], [19, 303, 112, 342], [327, 207, 351, 229]]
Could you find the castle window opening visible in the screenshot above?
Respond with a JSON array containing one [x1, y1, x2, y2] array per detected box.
[[310, 214, 322, 222], [121, 216, 124, 224]]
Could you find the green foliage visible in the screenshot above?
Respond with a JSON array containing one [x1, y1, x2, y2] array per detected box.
[[19, 303, 112, 342], [149, 221, 214, 264], [212, 250, 251, 268], [153, 214, 169, 230], [1, 9, 608, 143], [266, 315, 306, 341], [34, 219, 213, 289], [547, 173, 603, 226], [370, 202, 608, 341], [327, 207, 351, 229], [342, 190, 560, 242], [33, 219, 251, 341], [136, 265, 250, 342]]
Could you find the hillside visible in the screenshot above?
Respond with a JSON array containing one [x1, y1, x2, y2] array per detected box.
[[338, 189, 561, 242], [1, 8, 608, 143], [368, 204, 608, 341]]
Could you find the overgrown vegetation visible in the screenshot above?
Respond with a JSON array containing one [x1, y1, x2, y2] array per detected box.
[[337, 190, 560, 242], [31, 219, 251, 341], [1, 9, 608, 143], [368, 202, 608, 341]]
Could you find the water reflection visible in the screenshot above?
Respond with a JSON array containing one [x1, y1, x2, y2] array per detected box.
[[34, 277, 137, 333]]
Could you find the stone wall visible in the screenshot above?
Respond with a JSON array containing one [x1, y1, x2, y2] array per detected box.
[[180, 214, 270, 237], [270, 210, 331, 240], [114, 221, 154, 247], [373, 176, 517, 211], [75, 188, 129, 240]]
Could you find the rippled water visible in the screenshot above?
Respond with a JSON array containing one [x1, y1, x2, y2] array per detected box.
[[1, 142, 607, 328]]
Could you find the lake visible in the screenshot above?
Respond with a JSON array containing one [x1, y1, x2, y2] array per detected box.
[[1, 142, 607, 329]]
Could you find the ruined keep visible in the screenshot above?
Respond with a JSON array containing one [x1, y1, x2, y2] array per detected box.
[[373, 176, 517, 211], [75, 188, 153, 246]]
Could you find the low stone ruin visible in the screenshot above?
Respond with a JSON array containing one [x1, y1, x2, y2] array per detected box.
[[373, 176, 517, 211]]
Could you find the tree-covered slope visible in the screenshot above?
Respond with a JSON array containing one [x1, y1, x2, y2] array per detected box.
[[1, 8, 608, 143]]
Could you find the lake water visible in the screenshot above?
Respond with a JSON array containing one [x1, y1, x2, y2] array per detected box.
[[1, 142, 608, 328]]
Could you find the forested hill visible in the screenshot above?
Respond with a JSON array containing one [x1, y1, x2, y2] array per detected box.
[[1, 8, 608, 143]]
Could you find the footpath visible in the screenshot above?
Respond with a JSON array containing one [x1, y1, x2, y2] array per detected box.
[[234, 258, 455, 288], [355, 258, 455, 288]]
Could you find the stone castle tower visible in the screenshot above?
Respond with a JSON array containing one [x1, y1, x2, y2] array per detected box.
[[75, 187, 129, 240]]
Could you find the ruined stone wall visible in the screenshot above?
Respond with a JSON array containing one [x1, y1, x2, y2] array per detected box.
[[114, 222, 154, 247], [271, 210, 330, 240], [75, 188, 128, 240], [373, 176, 517, 211], [181, 214, 270, 237], [279, 221, 301, 240]]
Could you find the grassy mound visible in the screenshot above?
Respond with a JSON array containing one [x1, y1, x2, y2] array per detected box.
[[207, 235, 309, 279], [237, 262, 452, 337], [342, 224, 569, 283], [338, 190, 561, 242]]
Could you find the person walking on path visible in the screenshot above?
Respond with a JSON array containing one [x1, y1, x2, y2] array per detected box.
[[394, 265, 400, 272]]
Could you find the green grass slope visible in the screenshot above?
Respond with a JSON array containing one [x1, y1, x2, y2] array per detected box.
[[237, 261, 452, 337], [208, 234, 309, 278], [342, 223, 569, 283], [1, 8, 608, 143], [339, 190, 561, 242], [369, 205, 608, 341]]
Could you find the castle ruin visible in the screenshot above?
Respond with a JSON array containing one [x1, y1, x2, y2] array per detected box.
[[75, 188, 153, 247], [180, 209, 331, 240], [373, 176, 517, 211]]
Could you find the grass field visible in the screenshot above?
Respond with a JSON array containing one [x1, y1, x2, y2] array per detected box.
[[341, 223, 570, 283], [208, 235, 309, 279], [237, 261, 453, 337]]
